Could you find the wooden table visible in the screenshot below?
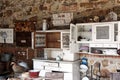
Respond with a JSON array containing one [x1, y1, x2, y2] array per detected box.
[[20, 76, 63, 80], [8, 72, 64, 80]]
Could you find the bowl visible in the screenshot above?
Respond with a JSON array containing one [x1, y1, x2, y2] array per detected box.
[[117, 69, 120, 72], [82, 76, 89, 80], [80, 64, 88, 73], [81, 60, 88, 65], [29, 70, 40, 78]]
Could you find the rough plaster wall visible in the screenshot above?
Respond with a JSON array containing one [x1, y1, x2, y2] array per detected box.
[[0, 0, 120, 28]]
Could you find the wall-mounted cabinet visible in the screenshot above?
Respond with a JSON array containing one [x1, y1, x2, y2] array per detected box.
[[70, 21, 120, 55], [34, 30, 70, 49]]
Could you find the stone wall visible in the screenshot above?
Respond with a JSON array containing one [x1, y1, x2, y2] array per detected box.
[[0, 0, 120, 29], [79, 53, 120, 79]]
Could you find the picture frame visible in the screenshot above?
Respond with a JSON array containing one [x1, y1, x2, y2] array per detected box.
[[0, 28, 14, 43]]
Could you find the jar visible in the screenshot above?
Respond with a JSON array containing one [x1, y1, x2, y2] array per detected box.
[[42, 19, 47, 31]]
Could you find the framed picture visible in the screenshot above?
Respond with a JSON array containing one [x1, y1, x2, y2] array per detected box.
[[0, 28, 14, 43]]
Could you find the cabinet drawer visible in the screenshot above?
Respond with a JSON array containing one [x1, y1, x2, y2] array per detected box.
[[64, 73, 73, 80], [59, 63, 73, 72], [103, 44, 117, 48], [33, 61, 44, 70], [45, 66, 60, 71], [90, 44, 103, 47], [44, 62, 59, 67]]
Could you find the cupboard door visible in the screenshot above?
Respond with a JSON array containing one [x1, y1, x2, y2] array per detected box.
[[16, 32, 32, 47], [70, 24, 77, 42], [46, 32, 61, 48], [70, 24, 78, 53], [64, 73, 73, 80], [61, 32, 70, 49], [59, 63, 73, 72], [34, 32, 46, 48], [76, 23, 92, 42], [93, 22, 114, 42], [117, 22, 120, 41]]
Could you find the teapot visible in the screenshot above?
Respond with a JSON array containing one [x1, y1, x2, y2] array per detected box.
[[56, 55, 62, 61]]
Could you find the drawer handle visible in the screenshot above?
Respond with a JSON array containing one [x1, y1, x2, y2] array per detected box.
[[95, 45, 98, 46]]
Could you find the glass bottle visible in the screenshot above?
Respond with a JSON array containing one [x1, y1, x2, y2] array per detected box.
[[42, 19, 47, 31]]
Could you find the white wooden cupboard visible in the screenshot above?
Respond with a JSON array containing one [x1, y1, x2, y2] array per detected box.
[[34, 30, 70, 49], [33, 21, 120, 80], [70, 21, 120, 55], [33, 59, 80, 80]]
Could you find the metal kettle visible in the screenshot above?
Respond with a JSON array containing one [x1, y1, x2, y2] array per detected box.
[[56, 55, 62, 61]]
